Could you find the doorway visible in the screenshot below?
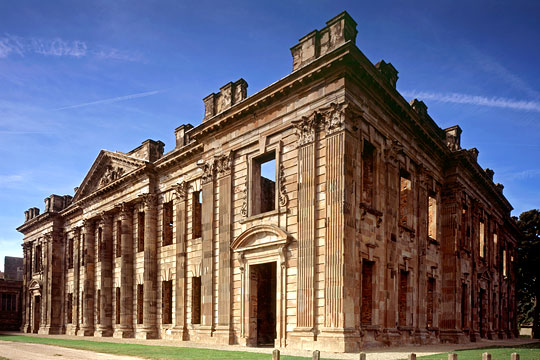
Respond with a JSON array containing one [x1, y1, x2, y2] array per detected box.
[[251, 262, 276, 347], [33, 295, 41, 333]]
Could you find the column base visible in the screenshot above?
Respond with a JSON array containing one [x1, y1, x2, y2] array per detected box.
[[77, 326, 95, 336], [287, 327, 316, 351], [413, 328, 431, 344], [66, 325, 79, 335], [94, 326, 113, 337], [470, 331, 481, 342], [498, 330, 507, 339], [135, 326, 159, 339], [213, 325, 234, 345], [487, 330, 498, 340], [38, 325, 63, 335], [113, 327, 134, 338], [318, 328, 361, 352], [439, 329, 469, 343], [168, 326, 187, 341]]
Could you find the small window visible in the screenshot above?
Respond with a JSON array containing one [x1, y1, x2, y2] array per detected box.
[[81, 235, 86, 266], [493, 233, 498, 264], [116, 220, 122, 258], [137, 284, 144, 324], [399, 171, 412, 227], [192, 191, 202, 239], [361, 261, 373, 325], [428, 195, 438, 240], [67, 293, 73, 323], [398, 270, 408, 327], [96, 289, 101, 324], [479, 221, 485, 258], [138, 212, 145, 252], [115, 287, 121, 324], [34, 244, 42, 272], [162, 201, 173, 246], [427, 278, 435, 328], [192, 276, 201, 324], [68, 238, 74, 269], [251, 152, 276, 216], [362, 140, 376, 206], [97, 227, 103, 262], [162, 280, 173, 324]]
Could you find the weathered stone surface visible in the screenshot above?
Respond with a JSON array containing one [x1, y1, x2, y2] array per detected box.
[[17, 11, 519, 352]]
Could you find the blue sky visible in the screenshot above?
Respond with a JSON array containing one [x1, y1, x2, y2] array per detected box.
[[1, 0, 539, 269]]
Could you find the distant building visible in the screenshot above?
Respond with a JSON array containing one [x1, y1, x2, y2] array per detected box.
[[0, 257, 23, 330], [17, 12, 518, 352]]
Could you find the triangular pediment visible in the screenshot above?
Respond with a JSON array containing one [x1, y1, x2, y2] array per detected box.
[[73, 150, 146, 202]]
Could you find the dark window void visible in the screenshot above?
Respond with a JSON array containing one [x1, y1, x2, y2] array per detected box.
[[399, 171, 412, 227], [137, 284, 144, 324], [162, 280, 173, 324], [116, 220, 122, 258], [34, 244, 42, 272], [67, 293, 72, 323], [461, 283, 468, 329], [398, 270, 408, 327], [192, 191, 202, 239], [138, 212, 145, 252], [252, 262, 277, 346], [1, 293, 17, 312], [163, 201, 173, 246], [361, 261, 374, 325], [115, 287, 121, 324], [252, 152, 276, 216], [427, 277, 435, 328], [191, 276, 201, 324], [68, 238, 74, 269], [479, 221, 485, 258], [362, 140, 375, 206], [96, 289, 101, 324]]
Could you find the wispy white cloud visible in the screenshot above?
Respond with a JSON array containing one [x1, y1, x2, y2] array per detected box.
[[54, 90, 164, 111], [401, 90, 540, 112], [0, 174, 25, 185], [504, 169, 540, 181], [0, 34, 138, 61]]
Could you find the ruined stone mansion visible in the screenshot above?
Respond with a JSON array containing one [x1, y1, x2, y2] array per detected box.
[[18, 12, 519, 352]]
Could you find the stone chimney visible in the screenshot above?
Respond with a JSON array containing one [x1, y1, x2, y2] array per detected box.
[[410, 99, 428, 121], [468, 148, 479, 161], [495, 183, 504, 193], [484, 168, 494, 181], [203, 79, 248, 121], [175, 124, 194, 148], [44, 194, 73, 213], [290, 11, 358, 71], [375, 60, 399, 88], [25, 207, 40, 222], [444, 125, 462, 151], [128, 139, 165, 162]]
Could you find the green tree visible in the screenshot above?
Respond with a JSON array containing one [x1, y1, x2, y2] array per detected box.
[[517, 209, 540, 338]]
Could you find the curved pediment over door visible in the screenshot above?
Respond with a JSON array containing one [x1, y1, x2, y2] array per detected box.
[[28, 279, 42, 292], [232, 225, 291, 253]]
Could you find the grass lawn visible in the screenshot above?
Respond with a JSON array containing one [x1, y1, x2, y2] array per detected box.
[[0, 334, 313, 359], [416, 342, 540, 360]]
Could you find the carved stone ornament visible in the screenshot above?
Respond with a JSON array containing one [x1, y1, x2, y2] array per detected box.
[[198, 160, 215, 185], [292, 111, 319, 147], [384, 139, 404, 166], [138, 193, 158, 208], [240, 178, 248, 217], [99, 164, 125, 187], [321, 102, 347, 135], [172, 181, 189, 200], [115, 201, 132, 215], [278, 162, 288, 207], [100, 211, 112, 222], [215, 151, 233, 178]]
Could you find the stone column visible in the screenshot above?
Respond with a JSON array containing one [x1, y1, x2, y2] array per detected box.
[[172, 182, 188, 340], [215, 152, 233, 344], [138, 193, 158, 339], [39, 237, 48, 334], [72, 228, 81, 334], [22, 243, 31, 332], [96, 212, 113, 336], [114, 202, 134, 338], [80, 219, 95, 336], [199, 160, 215, 335], [291, 112, 317, 345]]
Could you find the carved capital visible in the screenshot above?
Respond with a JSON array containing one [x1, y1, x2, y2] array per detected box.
[[215, 151, 233, 178], [320, 101, 362, 136], [82, 218, 94, 230], [100, 211, 112, 223], [138, 193, 158, 208], [292, 111, 319, 147], [115, 202, 132, 215], [172, 181, 189, 200], [384, 139, 404, 166], [198, 160, 215, 185]]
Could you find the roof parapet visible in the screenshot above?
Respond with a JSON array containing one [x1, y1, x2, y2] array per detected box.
[[375, 60, 399, 88], [203, 79, 248, 122], [444, 125, 462, 152]]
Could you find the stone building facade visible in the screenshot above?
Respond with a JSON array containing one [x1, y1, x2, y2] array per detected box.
[[17, 12, 519, 352]]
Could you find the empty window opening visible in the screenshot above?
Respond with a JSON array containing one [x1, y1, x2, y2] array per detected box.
[[34, 244, 42, 272], [398, 270, 408, 327], [137, 284, 144, 324], [162, 280, 173, 324], [97, 227, 103, 262], [399, 171, 412, 227], [191, 276, 201, 324], [461, 283, 468, 329], [503, 250, 507, 277], [81, 235, 86, 266], [163, 201, 173, 246], [192, 191, 202, 239], [428, 195, 438, 240], [479, 221, 485, 258], [493, 233, 498, 264], [138, 212, 145, 252], [362, 140, 376, 206], [427, 278, 435, 328], [361, 261, 374, 325], [252, 152, 276, 215], [115, 287, 121, 324], [66, 293, 72, 323], [96, 289, 101, 324], [68, 238, 74, 269], [116, 220, 122, 258]]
